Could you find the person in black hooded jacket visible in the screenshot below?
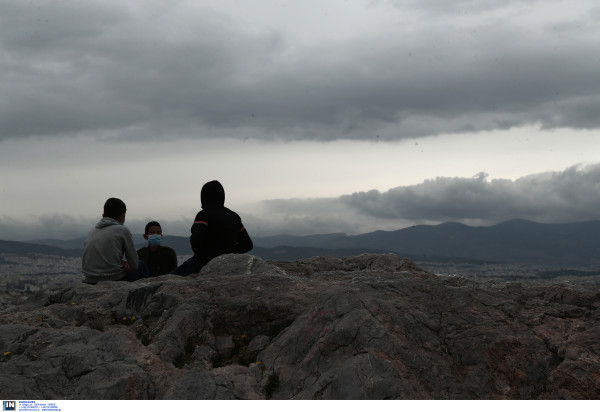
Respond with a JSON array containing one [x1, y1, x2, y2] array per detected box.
[[171, 180, 253, 276]]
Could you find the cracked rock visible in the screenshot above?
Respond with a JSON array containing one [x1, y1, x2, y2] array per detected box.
[[0, 253, 598, 399]]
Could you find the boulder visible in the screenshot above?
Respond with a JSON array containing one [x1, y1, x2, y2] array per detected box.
[[0, 253, 598, 399]]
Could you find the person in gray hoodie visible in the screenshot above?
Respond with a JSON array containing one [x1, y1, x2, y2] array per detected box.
[[82, 197, 145, 284]]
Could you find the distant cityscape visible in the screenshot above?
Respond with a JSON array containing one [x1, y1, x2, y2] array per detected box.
[[2, 252, 599, 307], [418, 261, 600, 291], [0, 253, 191, 306]]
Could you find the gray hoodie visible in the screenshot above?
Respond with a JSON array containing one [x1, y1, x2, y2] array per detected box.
[[82, 217, 139, 283]]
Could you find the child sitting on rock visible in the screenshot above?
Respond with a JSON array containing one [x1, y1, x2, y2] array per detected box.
[[137, 221, 178, 277]]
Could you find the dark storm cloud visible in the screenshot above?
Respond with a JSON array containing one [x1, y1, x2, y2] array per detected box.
[[1, 0, 599, 142], [0, 1, 285, 139], [340, 164, 600, 224]]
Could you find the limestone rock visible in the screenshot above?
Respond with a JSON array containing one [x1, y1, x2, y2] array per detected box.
[[0, 253, 598, 399]]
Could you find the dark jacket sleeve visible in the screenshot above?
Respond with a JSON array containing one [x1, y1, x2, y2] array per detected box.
[[190, 211, 208, 255], [235, 226, 253, 253]]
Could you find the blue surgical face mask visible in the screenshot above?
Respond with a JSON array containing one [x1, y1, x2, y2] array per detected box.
[[147, 234, 162, 246]]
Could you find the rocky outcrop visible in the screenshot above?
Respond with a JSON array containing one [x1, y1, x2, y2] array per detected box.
[[0, 254, 598, 399]]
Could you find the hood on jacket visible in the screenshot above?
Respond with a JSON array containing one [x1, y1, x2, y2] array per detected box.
[[201, 180, 225, 208], [95, 217, 121, 228]]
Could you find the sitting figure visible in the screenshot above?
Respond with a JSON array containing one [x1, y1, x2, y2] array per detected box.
[[137, 221, 178, 277], [82, 197, 148, 284], [172, 180, 253, 276]]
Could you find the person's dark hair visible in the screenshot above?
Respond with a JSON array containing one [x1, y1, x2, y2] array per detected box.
[[145, 221, 162, 234], [201, 180, 225, 208], [103, 198, 126, 220]]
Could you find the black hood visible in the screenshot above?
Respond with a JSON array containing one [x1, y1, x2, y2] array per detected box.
[[201, 180, 225, 208]]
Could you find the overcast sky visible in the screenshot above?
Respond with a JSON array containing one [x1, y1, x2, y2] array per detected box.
[[1, 0, 600, 241]]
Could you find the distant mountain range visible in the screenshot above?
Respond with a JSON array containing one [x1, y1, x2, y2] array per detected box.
[[0, 239, 82, 258], [2, 219, 600, 267], [257, 219, 600, 266]]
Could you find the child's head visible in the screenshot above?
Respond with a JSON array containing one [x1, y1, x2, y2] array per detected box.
[[103, 198, 126, 222], [144, 221, 162, 236], [144, 221, 163, 247]]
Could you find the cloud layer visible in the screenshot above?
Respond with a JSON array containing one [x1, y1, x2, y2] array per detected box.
[[1, 0, 599, 142], [341, 164, 600, 223], [257, 163, 600, 236], [2, 1, 600, 242], [3, 163, 600, 241]]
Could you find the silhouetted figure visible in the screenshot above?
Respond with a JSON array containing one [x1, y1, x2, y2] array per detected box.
[[137, 220, 178, 277], [172, 181, 253, 276], [82, 198, 148, 284]]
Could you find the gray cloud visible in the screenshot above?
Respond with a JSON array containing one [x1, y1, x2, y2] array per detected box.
[[249, 167, 580, 234], [340, 164, 600, 224], [1, 0, 599, 142], [4, 163, 600, 241], [249, 163, 600, 236]]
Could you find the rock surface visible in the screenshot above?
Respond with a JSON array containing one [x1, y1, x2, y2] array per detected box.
[[0, 253, 598, 399]]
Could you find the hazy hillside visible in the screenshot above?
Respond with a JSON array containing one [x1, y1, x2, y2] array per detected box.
[[0, 240, 81, 257], [252, 219, 600, 266], [330, 219, 600, 266], [8, 219, 600, 266], [27, 237, 87, 251]]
